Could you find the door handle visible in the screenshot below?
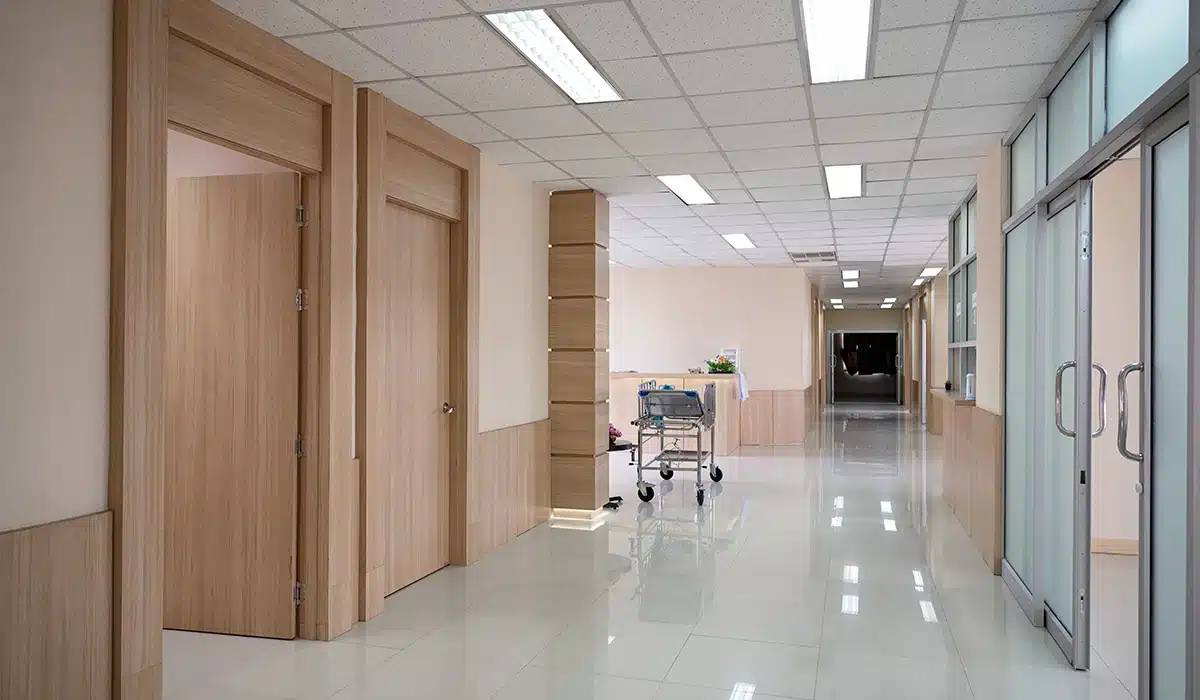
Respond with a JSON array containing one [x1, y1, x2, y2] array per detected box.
[[1117, 363, 1144, 462], [442, 402, 455, 415], [1055, 361, 1076, 438], [1092, 363, 1108, 438]]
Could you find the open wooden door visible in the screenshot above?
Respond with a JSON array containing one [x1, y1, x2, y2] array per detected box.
[[165, 172, 302, 639]]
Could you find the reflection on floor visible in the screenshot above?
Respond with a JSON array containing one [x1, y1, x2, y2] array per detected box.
[[1092, 554, 1139, 695], [164, 405, 1135, 699]]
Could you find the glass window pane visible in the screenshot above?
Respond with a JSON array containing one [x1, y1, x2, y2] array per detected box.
[[1004, 217, 1035, 585], [953, 214, 965, 265], [1106, 0, 1188, 131], [1010, 119, 1037, 215], [966, 197, 977, 256], [952, 271, 965, 342], [966, 260, 977, 341], [1048, 47, 1091, 181]]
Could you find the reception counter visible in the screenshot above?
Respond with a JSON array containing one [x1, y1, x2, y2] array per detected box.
[[610, 373, 742, 455]]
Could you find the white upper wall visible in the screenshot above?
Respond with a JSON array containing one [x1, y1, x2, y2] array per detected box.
[[477, 156, 549, 432], [168, 130, 293, 178], [610, 266, 813, 390], [0, 0, 112, 531]]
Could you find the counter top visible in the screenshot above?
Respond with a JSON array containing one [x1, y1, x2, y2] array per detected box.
[[610, 372, 739, 380], [930, 388, 976, 406]]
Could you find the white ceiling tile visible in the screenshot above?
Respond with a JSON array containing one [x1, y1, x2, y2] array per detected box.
[[816, 112, 924, 143], [692, 88, 809, 126], [286, 33, 404, 82], [712, 189, 753, 204], [637, 152, 731, 175], [946, 13, 1090, 71], [739, 167, 823, 188], [711, 121, 814, 151], [865, 180, 905, 196], [963, 0, 1095, 19], [581, 98, 700, 132], [521, 134, 625, 160], [478, 140, 541, 165], [909, 156, 986, 178], [894, 216, 948, 228], [834, 211, 897, 223], [613, 129, 718, 156], [555, 2, 655, 61], [611, 193, 685, 207], [923, 103, 1026, 137], [759, 200, 830, 213], [582, 176, 669, 194], [696, 173, 743, 189], [696, 204, 763, 217], [727, 146, 818, 171], [889, 232, 946, 241], [352, 17, 520, 76], [831, 196, 901, 210], [905, 175, 977, 193], [917, 133, 1002, 159], [649, 219, 713, 230], [558, 157, 648, 178], [878, 0, 959, 31], [214, 0, 330, 35], [713, 224, 776, 235], [425, 67, 567, 111], [904, 191, 966, 206], [810, 75, 936, 118], [625, 204, 698, 219], [668, 44, 806, 95], [296, 0, 462, 28], [874, 25, 951, 78], [836, 229, 893, 238], [749, 185, 826, 202], [600, 57, 682, 100], [901, 204, 959, 217], [462, 0, 581, 10], [767, 211, 831, 223], [426, 114, 506, 143], [630, 0, 796, 53], [821, 140, 916, 165], [477, 106, 599, 139], [537, 179, 587, 191], [372, 79, 460, 116], [934, 64, 1052, 108], [503, 161, 570, 181], [866, 161, 912, 180]]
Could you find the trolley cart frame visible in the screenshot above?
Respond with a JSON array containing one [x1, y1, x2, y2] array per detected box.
[[632, 383, 724, 505]]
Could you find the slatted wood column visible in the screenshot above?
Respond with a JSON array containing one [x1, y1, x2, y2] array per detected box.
[[548, 190, 610, 512]]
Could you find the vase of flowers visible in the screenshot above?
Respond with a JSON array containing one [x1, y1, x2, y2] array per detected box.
[[706, 355, 737, 374], [609, 423, 622, 449]]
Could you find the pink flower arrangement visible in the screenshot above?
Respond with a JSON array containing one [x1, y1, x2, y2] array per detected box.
[[609, 423, 622, 441]]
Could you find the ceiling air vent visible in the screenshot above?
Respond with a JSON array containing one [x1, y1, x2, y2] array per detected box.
[[789, 251, 838, 265]]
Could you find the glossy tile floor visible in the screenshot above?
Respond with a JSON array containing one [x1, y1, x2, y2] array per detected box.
[[164, 405, 1136, 699]]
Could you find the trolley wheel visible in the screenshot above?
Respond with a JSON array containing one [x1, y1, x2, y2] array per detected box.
[[659, 468, 674, 480], [637, 484, 655, 502], [696, 488, 705, 506], [710, 465, 724, 482]]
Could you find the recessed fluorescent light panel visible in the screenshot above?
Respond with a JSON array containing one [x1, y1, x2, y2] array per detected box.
[[884, 297, 897, 303], [844, 280, 859, 288], [658, 175, 714, 205], [803, 0, 872, 83], [913, 278, 926, 286], [841, 270, 859, 280], [921, 267, 943, 277], [831, 298, 843, 304], [881, 303, 894, 309], [825, 164, 863, 199], [485, 10, 621, 104], [833, 304, 845, 309], [723, 233, 756, 250], [841, 594, 860, 615]]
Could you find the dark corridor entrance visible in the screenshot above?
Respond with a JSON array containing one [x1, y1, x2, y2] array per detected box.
[[832, 332, 900, 404]]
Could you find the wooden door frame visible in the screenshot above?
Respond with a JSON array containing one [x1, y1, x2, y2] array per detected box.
[[112, 0, 356, 694], [355, 88, 480, 621]]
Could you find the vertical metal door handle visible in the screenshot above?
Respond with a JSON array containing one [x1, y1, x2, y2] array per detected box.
[[1091, 363, 1108, 438], [1055, 361, 1076, 438], [1117, 363, 1144, 462]]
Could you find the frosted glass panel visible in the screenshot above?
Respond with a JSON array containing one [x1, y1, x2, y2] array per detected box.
[[953, 214, 966, 264], [1048, 48, 1091, 181], [966, 261, 977, 341], [952, 271, 966, 342], [966, 196, 977, 255], [1011, 120, 1037, 215], [1004, 217, 1036, 585], [1042, 202, 1077, 633], [1106, 0, 1188, 131], [1150, 124, 1188, 700]]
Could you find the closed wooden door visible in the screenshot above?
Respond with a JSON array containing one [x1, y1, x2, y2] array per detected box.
[[165, 173, 301, 639], [368, 202, 451, 594]]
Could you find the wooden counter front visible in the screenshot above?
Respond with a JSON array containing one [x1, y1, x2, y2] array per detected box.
[[609, 373, 742, 455]]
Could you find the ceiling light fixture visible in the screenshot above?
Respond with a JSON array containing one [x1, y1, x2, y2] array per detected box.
[[884, 297, 897, 303], [722, 233, 756, 250], [920, 267, 943, 277], [825, 164, 863, 199], [658, 174, 715, 205], [841, 594, 860, 615], [881, 303, 893, 309], [844, 280, 859, 289], [485, 10, 622, 104], [912, 278, 926, 286], [841, 270, 859, 280], [831, 298, 843, 304], [833, 304, 845, 309], [802, 0, 872, 83]]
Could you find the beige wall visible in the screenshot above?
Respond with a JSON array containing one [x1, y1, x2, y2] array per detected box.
[[478, 156, 550, 432], [974, 143, 1005, 414], [610, 266, 814, 390], [1091, 158, 1141, 543], [826, 308, 903, 331], [0, 0, 112, 532]]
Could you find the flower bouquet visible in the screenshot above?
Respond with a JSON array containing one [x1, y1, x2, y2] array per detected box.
[[706, 355, 737, 374]]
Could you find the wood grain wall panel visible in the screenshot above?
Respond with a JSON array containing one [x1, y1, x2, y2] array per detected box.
[[739, 391, 775, 446], [549, 298, 608, 350], [473, 419, 551, 554], [550, 455, 608, 510], [970, 407, 1003, 574], [549, 190, 609, 247], [550, 351, 608, 403], [550, 402, 609, 456], [383, 136, 462, 221], [926, 392, 943, 435], [549, 245, 608, 298], [168, 0, 334, 103], [0, 512, 112, 700], [772, 390, 807, 445], [382, 98, 476, 172], [168, 36, 323, 172]]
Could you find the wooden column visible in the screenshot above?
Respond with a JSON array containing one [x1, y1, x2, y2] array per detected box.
[[548, 191, 610, 512]]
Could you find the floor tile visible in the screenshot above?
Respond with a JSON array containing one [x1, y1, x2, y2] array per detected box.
[[491, 665, 662, 700], [665, 635, 819, 699]]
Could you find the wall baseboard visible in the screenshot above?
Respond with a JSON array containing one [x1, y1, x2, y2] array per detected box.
[[1092, 538, 1139, 556]]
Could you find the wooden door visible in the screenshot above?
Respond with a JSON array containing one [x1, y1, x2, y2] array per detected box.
[[165, 173, 301, 639], [370, 202, 451, 594]]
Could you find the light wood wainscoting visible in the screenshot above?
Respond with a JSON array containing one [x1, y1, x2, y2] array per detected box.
[[740, 390, 811, 446], [1, 512, 112, 700], [609, 374, 741, 455], [474, 420, 551, 554], [935, 392, 1003, 574]]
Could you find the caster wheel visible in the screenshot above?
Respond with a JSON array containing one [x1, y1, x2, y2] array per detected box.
[[659, 468, 674, 480], [696, 489, 705, 506], [710, 465, 724, 483], [637, 484, 655, 502]]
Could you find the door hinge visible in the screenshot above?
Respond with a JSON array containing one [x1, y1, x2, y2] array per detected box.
[[296, 205, 308, 227], [295, 288, 309, 311], [294, 435, 308, 458], [293, 582, 304, 604]]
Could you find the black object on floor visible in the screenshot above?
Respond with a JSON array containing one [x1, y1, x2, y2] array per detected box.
[[603, 496, 623, 510]]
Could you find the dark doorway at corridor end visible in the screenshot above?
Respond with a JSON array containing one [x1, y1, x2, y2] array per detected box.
[[833, 332, 900, 404]]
